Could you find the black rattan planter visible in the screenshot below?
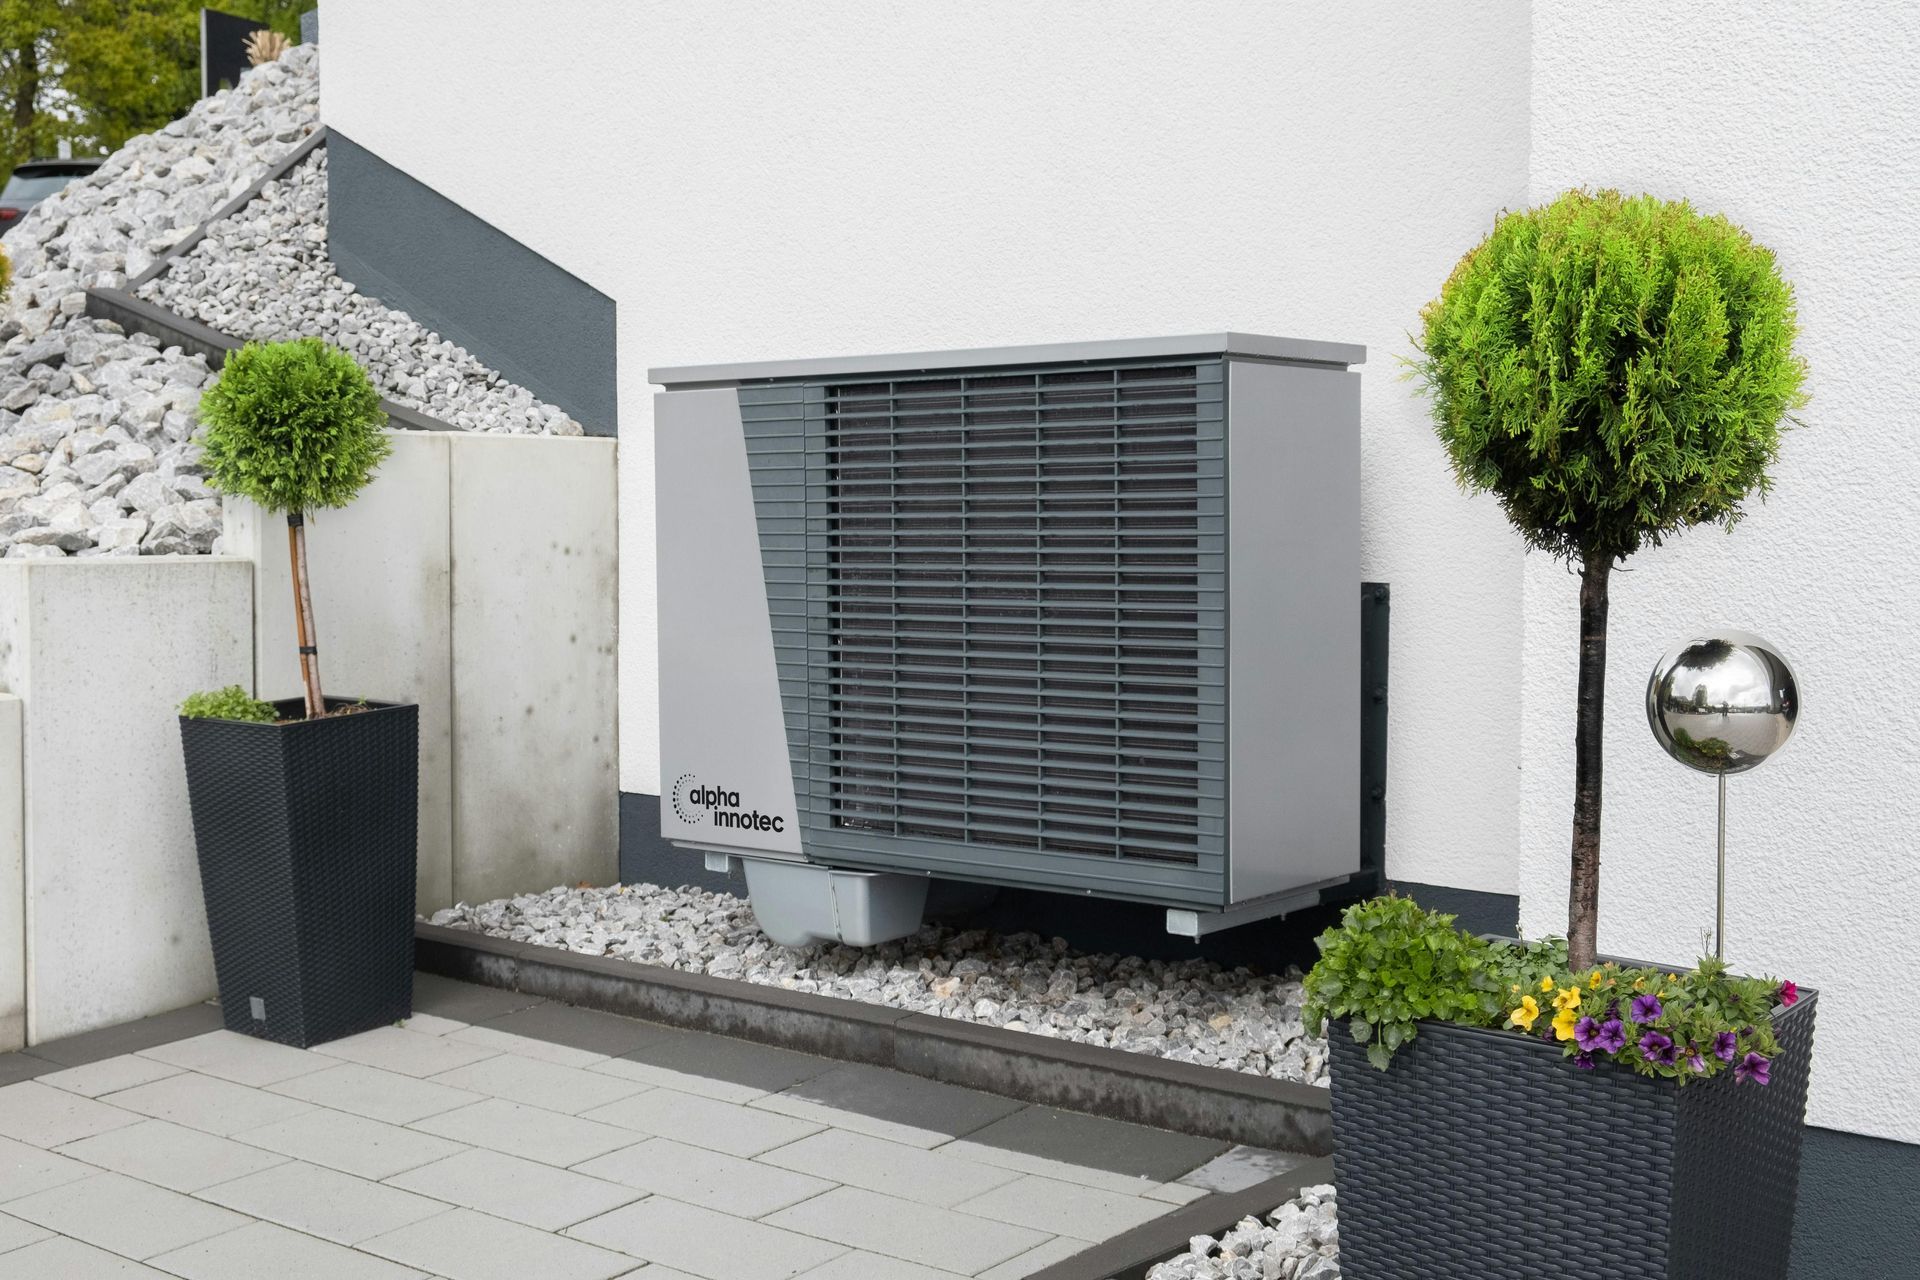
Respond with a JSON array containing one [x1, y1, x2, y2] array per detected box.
[[180, 697, 418, 1048], [1329, 992, 1815, 1279]]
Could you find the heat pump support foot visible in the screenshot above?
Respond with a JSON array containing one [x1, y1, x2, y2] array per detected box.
[[739, 857, 930, 948]]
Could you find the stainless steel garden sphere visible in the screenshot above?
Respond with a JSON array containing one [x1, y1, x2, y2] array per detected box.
[[1646, 630, 1799, 775]]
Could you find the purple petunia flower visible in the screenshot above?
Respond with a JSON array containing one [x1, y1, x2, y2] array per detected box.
[[1596, 1018, 1627, 1053], [1574, 1016, 1604, 1051], [1735, 1052, 1772, 1086], [1687, 1050, 1707, 1074], [1573, 1051, 1596, 1071], [1630, 993, 1664, 1025], [1713, 1031, 1739, 1063], [1639, 1031, 1679, 1066]]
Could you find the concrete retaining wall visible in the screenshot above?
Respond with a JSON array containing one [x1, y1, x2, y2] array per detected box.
[[0, 694, 21, 1051], [0, 558, 254, 1043], [224, 429, 618, 912]]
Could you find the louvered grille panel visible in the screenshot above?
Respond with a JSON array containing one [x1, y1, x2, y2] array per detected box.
[[814, 361, 1225, 866]]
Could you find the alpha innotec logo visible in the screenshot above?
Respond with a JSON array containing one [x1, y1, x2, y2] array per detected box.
[[670, 772, 786, 833]]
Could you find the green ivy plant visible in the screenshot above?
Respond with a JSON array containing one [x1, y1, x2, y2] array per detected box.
[[1303, 897, 1504, 1069], [1411, 189, 1807, 970], [198, 338, 388, 719], [179, 685, 278, 723]]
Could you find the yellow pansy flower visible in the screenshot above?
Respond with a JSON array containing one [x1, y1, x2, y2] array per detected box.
[[1509, 995, 1541, 1032], [1539, 976, 1556, 993], [1552, 1007, 1580, 1041], [1552, 987, 1582, 1013]]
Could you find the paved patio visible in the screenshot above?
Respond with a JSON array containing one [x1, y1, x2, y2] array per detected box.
[[0, 974, 1299, 1279]]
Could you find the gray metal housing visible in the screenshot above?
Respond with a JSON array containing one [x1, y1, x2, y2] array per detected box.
[[655, 334, 1363, 916]]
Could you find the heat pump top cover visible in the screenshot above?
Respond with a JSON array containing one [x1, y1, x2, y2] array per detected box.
[[653, 334, 1364, 911]]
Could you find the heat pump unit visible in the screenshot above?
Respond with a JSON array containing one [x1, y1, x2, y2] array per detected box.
[[652, 334, 1367, 945]]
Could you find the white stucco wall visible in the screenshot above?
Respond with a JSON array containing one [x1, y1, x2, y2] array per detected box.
[[320, 0, 1533, 899], [1521, 2, 1920, 1143]]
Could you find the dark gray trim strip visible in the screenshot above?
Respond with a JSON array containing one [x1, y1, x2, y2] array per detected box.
[[414, 922, 1333, 1154], [1029, 1156, 1335, 1280], [648, 332, 1367, 387]]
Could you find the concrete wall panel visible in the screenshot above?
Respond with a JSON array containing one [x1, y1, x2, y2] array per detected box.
[[0, 558, 252, 1043], [450, 435, 619, 904], [0, 694, 22, 1051]]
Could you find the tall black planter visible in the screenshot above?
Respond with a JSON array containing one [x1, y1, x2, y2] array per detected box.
[[180, 698, 418, 1048], [1329, 993, 1816, 1279]]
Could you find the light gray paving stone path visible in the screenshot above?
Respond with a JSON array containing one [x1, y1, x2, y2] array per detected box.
[[0, 975, 1263, 1278]]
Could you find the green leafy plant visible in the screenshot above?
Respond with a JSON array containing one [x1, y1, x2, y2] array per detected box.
[[1412, 190, 1807, 969], [179, 685, 278, 723], [198, 338, 388, 718], [1303, 896, 1504, 1069], [0, 243, 11, 305], [1307, 897, 1795, 1082]]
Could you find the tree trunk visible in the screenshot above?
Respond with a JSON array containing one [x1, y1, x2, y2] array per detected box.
[[1567, 554, 1612, 970], [11, 44, 38, 166], [287, 511, 323, 719]]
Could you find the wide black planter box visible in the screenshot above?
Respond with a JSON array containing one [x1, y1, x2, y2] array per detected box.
[[180, 697, 418, 1048], [1329, 990, 1816, 1279]]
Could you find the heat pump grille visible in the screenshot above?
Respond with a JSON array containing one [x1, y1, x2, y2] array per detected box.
[[816, 362, 1222, 865]]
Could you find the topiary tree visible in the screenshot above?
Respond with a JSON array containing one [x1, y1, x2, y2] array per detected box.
[[198, 338, 389, 719], [1413, 189, 1806, 970]]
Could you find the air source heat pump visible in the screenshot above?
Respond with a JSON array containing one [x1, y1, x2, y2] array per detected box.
[[651, 334, 1368, 946]]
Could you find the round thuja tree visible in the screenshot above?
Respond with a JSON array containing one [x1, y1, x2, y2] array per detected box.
[[1414, 189, 1806, 969], [199, 338, 389, 719]]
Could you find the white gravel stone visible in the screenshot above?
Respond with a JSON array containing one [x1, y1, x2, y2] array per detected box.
[[0, 43, 579, 559], [428, 881, 1331, 1087], [1143, 1184, 1340, 1280]]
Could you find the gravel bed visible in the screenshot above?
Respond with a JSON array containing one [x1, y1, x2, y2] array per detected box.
[[140, 147, 583, 436], [1144, 1184, 1340, 1279], [428, 881, 1331, 1086]]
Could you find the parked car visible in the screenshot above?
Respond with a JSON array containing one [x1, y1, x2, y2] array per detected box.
[[0, 158, 103, 234]]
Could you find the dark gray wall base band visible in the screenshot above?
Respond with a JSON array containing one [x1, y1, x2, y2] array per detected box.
[[414, 922, 1332, 1154], [1790, 1126, 1920, 1279], [619, 790, 739, 894], [1386, 880, 1520, 938], [326, 130, 617, 434]]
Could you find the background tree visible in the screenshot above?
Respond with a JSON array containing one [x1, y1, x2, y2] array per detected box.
[[198, 338, 389, 718], [0, 0, 305, 184], [1413, 188, 1806, 970]]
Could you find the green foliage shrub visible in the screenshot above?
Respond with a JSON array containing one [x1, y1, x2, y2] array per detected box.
[[0, 244, 11, 305], [179, 685, 279, 723], [198, 338, 389, 514], [1414, 188, 1806, 564]]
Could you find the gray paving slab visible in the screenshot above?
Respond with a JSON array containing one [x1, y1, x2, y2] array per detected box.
[[574, 1136, 834, 1218], [1174, 1142, 1307, 1193], [976, 1236, 1093, 1278], [107, 1070, 315, 1136], [37, 1054, 182, 1099], [960, 1104, 1230, 1182], [384, 1148, 642, 1231], [412, 973, 548, 1024], [149, 1219, 433, 1280], [0, 1208, 53, 1253], [793, 1253, 966, 1280], [198, 1159, 451, 1246], [757, 1126, 1021, 1206], [6, 1169, 249, 1260], [55, 1118, 287, 1193], [363, 1206, 639, 1280], [476, 1002, 679, 1058], [140, 1030, 336, 1087], [0, 1234, 177, 1276], [428, 1050, 648, 1115], [764, 1184, 1051, 1274], [581, 1087, 824, 1158], [615, 1028, 838, 1095], [447, 1024, 610, 1068], [0, 1051, 56, 1086], [410, 1097, 641, 1167], [314, 1026, 500, 1078], [0, 1081, 140, 1147], [268, 1061, 485, 1125], [956, 1173, 1173, 1241], [566, 1195, 847, 1280], [232, 1107, 469, 1180], [0, 1133, 95, 1202]]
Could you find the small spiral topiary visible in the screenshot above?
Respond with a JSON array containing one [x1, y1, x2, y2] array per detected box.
[[198, 337, 389, 514], [1412, 189, 1807, 969]]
